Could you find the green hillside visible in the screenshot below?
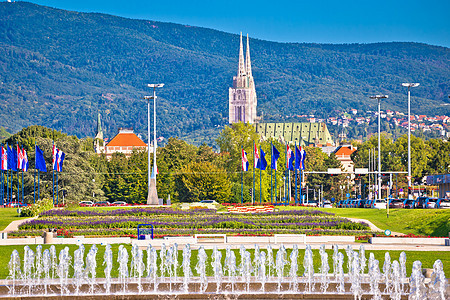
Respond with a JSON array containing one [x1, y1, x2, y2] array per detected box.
[[0, 2, 449, 144]]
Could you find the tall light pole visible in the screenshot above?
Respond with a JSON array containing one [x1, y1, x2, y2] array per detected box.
[[402, 83, 419, 199], [370, 95, 388, 206], [144, 83, 164, 205]]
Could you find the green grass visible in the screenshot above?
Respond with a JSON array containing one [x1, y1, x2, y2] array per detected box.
[[279, 207, 450, 237], [0, 244, 448, 279], [0, 208, 31, 231]]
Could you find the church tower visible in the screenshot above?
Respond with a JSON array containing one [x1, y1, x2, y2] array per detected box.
[[229, 33, 257, 124]]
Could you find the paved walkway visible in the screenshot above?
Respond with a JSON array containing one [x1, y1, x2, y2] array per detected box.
[[2, 216, 37, 232], [345, 217, 405, 236]]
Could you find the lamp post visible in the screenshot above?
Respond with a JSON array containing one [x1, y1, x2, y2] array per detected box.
[[370, 95, 388, 214], [402, 83, 419, 199], [145, 83, 164, 205]]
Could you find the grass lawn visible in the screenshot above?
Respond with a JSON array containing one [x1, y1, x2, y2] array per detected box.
[[0, 244, 448, 279], [279, 207, 450, 237], [0, 208, 31, 231]]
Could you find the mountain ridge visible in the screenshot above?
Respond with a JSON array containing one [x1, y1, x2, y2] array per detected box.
[[0, 1, 449, 143]]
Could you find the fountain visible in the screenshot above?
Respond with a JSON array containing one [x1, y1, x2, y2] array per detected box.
[[1, 243, 448, 299]]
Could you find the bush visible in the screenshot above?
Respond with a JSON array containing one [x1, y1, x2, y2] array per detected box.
[[20, 198, 54, 217]]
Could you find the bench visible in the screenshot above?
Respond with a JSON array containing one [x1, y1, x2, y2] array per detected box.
[[194, 234, 227, 243]]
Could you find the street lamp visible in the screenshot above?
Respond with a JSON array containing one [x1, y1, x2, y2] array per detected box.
[[145, 83, 164, 205], [370, 95, 388, 207], [402, 83, 419, 199]]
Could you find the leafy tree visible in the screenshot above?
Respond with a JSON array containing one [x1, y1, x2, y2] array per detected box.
[[175, 161, 232, 203]]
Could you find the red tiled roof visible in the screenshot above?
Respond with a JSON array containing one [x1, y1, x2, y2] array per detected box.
[[335, 146, 356, 156], [106, 132, 147, 147]]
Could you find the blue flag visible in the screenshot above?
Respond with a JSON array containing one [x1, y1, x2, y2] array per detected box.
[[7, 146, 17, 171], [256, 148, 268, 170], [271, 144, 280, 170], [295, 146, 302, 170], [6, 145, 12, 170], [35, 145, 47, 172]]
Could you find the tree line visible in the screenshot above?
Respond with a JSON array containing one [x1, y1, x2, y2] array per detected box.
[[2, 124, 449, 205]]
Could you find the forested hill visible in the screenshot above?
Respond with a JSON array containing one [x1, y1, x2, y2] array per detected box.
[[1, 2, 449, 143]]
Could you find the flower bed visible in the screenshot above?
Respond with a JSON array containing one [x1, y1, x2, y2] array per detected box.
[[13, 207, 373, 238]]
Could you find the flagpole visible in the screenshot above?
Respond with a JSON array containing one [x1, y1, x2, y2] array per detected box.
[[33, 143, 36, 204], [294, 142, 298, 205], [21, 169, 24, 203], [275, 157, 277, 205], [300, 168, 303, 205], [259, 146, 262, 205], [252, 141, 255, 205], [52, 142, 55, 206], [16, 144, 19, 205], [56, 171, 59, 206], [284, 142, 287, 205], [241, 146, 243, 205], [270, 143, 273, 204], [37, 170, 40, 201]]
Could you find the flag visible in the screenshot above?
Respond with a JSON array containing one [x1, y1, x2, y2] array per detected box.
[[57, 151, 65, 172], [256, 148, 268, 170], [35, 145, 47, 172], [17, 144, 24, 170], [52, 144, 59, 171], [286, 144, 294, 171], [9, 145, 17, 171], [1, 146, 7, 170], [254, 143, 259, 168], [301, 148, 306, 170], [22, 148, 29, 172], [271, 144, 280, 170], [241, 149, 249, 171], [295, 146, 302, 170]]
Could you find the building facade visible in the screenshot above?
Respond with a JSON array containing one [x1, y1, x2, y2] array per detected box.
[[255, 122, 335, 147], [229, 33, 257, 124]]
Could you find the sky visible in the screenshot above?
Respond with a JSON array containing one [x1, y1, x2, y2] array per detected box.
[[25, 0, 450, 47]]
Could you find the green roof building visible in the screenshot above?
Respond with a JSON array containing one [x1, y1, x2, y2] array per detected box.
[[254, 122, 335, 146]]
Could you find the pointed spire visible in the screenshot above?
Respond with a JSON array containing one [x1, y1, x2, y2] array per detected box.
[[238, 32, 246, 77], [246, 33, 252, 77]]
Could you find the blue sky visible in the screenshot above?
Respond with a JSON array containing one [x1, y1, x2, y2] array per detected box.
[[27, 0, 450, 47]]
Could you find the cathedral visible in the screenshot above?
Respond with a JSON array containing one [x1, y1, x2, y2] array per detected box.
[[229, 33, 257, 124]]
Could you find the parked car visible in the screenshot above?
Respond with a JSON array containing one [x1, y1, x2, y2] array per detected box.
[[438, 198, 450, 209], [404, 199, 418, 209], [357, 199, 367, 208], [416, 197, 430, 209], [93, 201, 111, 207], [364, 199, 374, 208], [79, 201, 94, 207], [389, 199, 405, 209], [322, 200, 332, 208], [304, 200, 318, 207], [111, 201, 129, 206], [425, 198, 439, 208], [199, 200, 218, 204], [4, 201, 28, 207], [373, 199, 387, 209]]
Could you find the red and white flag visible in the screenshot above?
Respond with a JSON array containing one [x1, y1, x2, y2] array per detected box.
[[1, 147, 7, 170], [241, 149, 249, 171], [52, 144, 59, 171], [286, 144, 293, 168], [22, 148, 29, 172], [17, 144, 24, 170], [254, 143, 259, 168]]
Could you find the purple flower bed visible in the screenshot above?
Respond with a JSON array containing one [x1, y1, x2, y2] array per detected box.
[[16, 207, 368, 238]]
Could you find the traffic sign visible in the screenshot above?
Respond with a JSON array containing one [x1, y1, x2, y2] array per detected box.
[[384, 229, 392, 236]]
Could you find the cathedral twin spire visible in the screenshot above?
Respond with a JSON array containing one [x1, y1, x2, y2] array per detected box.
[[238, 33, 252, 80]]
